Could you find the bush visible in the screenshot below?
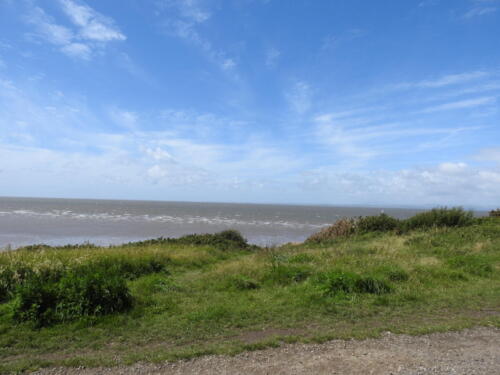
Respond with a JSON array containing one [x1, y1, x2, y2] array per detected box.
[[124, 230, 252, 251], [12, 276, 59, 327], [0, 265, 39, 303], [489, 209, 500, 217], [229, 276, 260, 290], [357, 213, 400, 233], [306, 208, 477, 244], [306, 218, 357, 243], [316, 270, 391, 296], [90, 256, 168, 280], [402, 207, 475, 231], [12, 265, 132, 327]]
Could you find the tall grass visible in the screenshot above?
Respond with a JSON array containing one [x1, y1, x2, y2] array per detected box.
[[307, 207, 476, 243]]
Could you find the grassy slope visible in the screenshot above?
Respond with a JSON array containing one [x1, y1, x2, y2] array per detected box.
[[0, 219, 499, 373]]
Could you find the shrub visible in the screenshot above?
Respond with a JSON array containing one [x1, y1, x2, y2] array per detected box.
[[12, 276, 59, 327], [386, 269, 410, 282], [402, 207, 475, 231], [56, 266, 132, 320], [306, 208, 477, 244], [12, 266, 132, 327], [489, 209, 500, 217], [306, 218, 357, 243], [316, 270, 391, 296], [124, 230, 252, 251], [0, 265, 39, 303], [357, 213, 400, 233], [90, 256, 168, 280], [230, 276, 260, 290]]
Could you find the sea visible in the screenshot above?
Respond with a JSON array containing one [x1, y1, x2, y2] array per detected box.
[[0, 197, 481, 249]]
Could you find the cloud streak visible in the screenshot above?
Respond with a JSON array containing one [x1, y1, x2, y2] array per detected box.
[[24, 0, 125, 60]]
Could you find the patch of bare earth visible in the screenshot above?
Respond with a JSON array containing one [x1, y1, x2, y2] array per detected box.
[[32, 326, 499, 375]]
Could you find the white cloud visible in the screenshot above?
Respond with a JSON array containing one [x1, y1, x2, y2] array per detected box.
[[299, 163, 500, 207], [59, 0, 126, 42], [60, 42, 92, 59], [156, 0, 237, 73], [24, 1, 125, 60], [313, 113, 481, 162], [416, 71, 489, 88], [418, 96, 496, 113], [463, 6, 497, 19], [26, 7, 74, 45]]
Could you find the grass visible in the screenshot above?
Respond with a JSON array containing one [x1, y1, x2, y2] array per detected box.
[[0, 211, 499, 374]]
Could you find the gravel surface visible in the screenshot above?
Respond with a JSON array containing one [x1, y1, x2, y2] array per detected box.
[[32, 327, 499, 375]]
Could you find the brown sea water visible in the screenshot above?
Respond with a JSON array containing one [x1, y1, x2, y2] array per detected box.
[[0, 197, 477, 249]]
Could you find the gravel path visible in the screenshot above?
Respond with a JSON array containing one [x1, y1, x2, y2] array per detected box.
[[33, 327, 499, 375]]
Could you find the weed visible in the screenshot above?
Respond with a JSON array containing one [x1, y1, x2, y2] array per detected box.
[[315, 271, 392, 296]]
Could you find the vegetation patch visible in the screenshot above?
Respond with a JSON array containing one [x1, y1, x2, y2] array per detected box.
[[315, 270, 392, 296], [122, 230, 254, 251], [0, 214, 498, 373], [306, 208, 477, 243], [13, 265, 132, 327]]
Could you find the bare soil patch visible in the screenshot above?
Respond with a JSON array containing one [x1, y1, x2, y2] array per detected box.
[[32, 326, 499, 375]]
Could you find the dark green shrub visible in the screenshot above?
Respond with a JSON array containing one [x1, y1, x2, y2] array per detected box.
[[0, 265, 39, 302], [230, 276, 260, 290], [12, 265, 132, 327], [12, 276, 59, 327], [56, 266, 132, 321], [489, 209, 500, 217], [387, 269, 410, 282], [91, 256, 168, 280], [357, 213, 400, 233], [402, 208, 475, 231], [355, 277, 392, 294], [316, 271, 391, 296], [0, 267, 16, 302], [124, 230, 252, 251]]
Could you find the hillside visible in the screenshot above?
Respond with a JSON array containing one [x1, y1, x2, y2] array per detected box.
[[0, 210, 499, 373]]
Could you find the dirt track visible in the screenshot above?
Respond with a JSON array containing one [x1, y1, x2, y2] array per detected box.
[[33, 326, 499, 375]]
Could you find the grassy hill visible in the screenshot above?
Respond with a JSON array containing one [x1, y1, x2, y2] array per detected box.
[[0, 209, 499, 374]]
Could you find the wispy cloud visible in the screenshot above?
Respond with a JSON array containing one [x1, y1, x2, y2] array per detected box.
[[463, 6, 497, 19], [391, 71, 490, 91], [322, 29, 364, 51], [286, 81, 312, 114], [156, 0, 237, 73], [418, 96, 496, 113], [58, 0, 126, 42], [314, 115, 479, 161], [24, 0, 125, 60]]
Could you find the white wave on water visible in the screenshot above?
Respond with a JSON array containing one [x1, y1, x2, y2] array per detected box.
[[0, 209, 332, 230]]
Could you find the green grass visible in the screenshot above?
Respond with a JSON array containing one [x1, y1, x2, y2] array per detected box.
[[0, 215, 499, 374]]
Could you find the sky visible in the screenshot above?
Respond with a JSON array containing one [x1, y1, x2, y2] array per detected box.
[[0, 0, 499, 208]]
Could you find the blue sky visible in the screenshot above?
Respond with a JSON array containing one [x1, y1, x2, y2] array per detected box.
[[0, 0, 499, 208]]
